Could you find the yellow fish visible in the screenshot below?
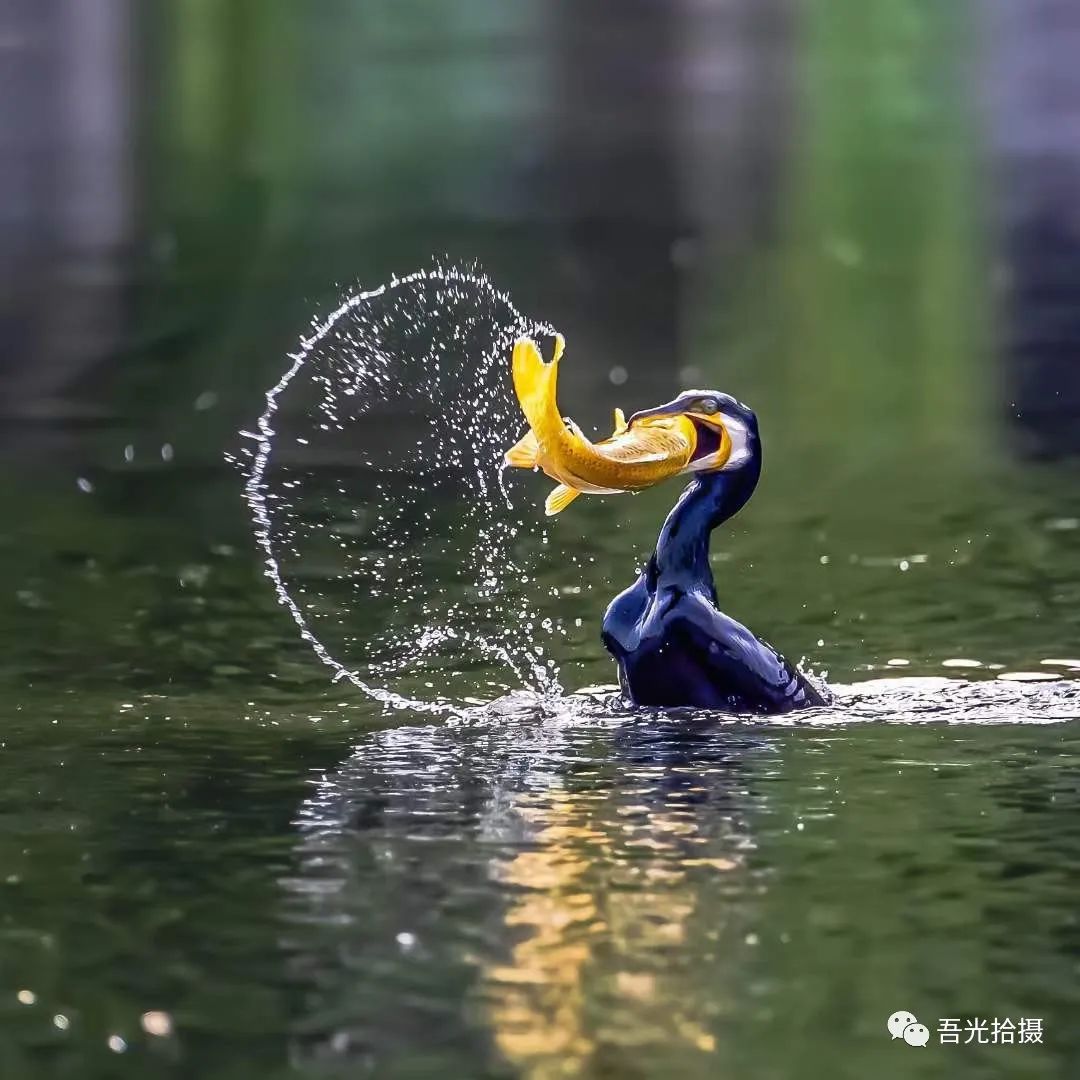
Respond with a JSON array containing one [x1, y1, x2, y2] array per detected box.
[[504, 335, 730, 515]]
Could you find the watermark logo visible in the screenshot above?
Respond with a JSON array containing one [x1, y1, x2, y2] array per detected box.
[[887, 1011, 917, 1040], [904, 1023, 931, 1048], [887, 1011, 929, 1047], [938, 1018, 1043, 1045], [889, 1012, 1044, 1048]]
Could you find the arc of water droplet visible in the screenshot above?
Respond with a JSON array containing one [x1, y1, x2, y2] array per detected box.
[[243, 265, 558, 711]]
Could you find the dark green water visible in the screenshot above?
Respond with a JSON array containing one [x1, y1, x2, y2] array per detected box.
[[2, 430, 1078, 1079]]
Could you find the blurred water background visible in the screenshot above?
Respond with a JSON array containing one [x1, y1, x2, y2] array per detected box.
[[1, 2, 1079, 1078]]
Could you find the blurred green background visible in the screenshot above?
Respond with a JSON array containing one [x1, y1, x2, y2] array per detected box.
[[2, 0, 1078, 693], [0, 0, 1042, 450]]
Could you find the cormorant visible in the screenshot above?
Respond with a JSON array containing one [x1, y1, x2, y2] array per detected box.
[[601, 392, 827, 713]]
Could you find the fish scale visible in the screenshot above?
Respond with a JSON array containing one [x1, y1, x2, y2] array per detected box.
[[505, 336, 697, 514]]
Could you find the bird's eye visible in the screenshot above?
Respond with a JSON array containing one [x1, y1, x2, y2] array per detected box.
[[699, 398, 720, 414]]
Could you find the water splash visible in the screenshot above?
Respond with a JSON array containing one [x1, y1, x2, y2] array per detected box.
[[549, 676, 1080, 727], [239, 264, 561, 711]]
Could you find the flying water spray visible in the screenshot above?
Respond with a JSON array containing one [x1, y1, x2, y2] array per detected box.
[[237, 265, 566, 712]]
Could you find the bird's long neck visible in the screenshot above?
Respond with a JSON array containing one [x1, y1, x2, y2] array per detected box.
[[648, 461, 761, 592]]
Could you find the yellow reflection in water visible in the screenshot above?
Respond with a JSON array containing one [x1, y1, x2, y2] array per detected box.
[[483, 776, 744, 1078]]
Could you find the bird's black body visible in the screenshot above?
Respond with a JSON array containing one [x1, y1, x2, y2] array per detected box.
[[601, 394, 827, 714]]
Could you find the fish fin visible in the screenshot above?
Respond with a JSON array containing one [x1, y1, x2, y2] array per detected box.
[[505, 428, 540, 469], [544, 484, 581, 516], [612, 407, 627, 435], [511, 335, 563, 433]]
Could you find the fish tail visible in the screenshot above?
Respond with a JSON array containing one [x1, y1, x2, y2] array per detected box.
[[544, 484, 581, 516], [511, 335, 565, 440], [505, 428, 540, 469]]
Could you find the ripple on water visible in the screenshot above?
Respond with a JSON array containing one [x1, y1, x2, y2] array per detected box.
[[279, 683, 1080, 1078], [446, 674, 1080, 729]]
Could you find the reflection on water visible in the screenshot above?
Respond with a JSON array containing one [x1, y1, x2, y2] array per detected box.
[[283, 710, 763, 1077], [484, 719, 756, 1077], [282, 686, 1080, 1079]]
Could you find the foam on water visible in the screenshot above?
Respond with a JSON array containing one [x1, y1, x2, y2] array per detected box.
[[443, 675, 1080, 729], [239, 264, 561, 712]]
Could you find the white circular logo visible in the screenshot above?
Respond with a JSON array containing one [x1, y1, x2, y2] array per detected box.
[[888, 1011, 929, 1047], [887, 1011, 919, 1040]]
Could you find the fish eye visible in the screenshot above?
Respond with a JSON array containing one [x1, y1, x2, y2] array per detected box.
[[698, 398, 720, 415]]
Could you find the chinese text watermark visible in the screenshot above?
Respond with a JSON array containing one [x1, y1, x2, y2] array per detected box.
[[888, 1011, 1043, 1048]]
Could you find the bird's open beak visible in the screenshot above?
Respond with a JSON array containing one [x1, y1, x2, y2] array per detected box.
[[627, 400, 733, 470]]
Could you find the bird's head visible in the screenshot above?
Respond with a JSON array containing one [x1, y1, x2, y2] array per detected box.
[[627, 391, 759, 474]]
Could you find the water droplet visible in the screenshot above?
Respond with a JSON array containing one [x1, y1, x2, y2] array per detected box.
[[239, 265, 562, 708], [140, 1011, 173, 1037]]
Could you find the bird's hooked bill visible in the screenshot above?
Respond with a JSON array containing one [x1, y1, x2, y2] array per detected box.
[[627, 393, 736, 472]]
